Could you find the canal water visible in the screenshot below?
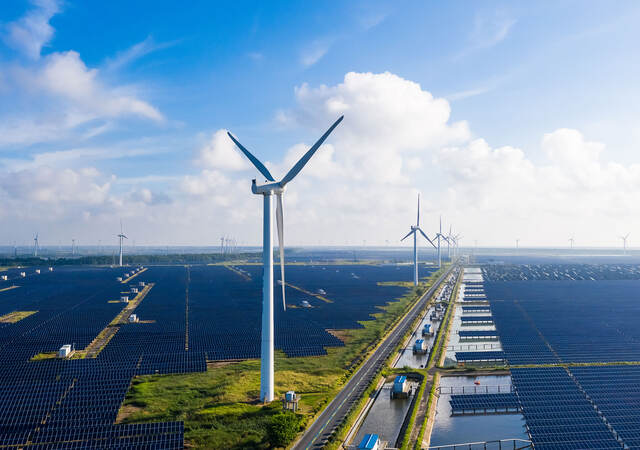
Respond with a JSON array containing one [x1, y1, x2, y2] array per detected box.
[[394, 306, 442, 369], [353, 381, 417, 447], [429, 375, 528, 447]]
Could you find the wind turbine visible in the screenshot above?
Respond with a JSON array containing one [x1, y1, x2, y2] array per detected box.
[[117, 221, 127, 267], [72, 239, 76, 256], [516, 238, 520, 249], [447, 225, 460, 260], [435, 216, 449, 268], [569, 237, 574, 250], [621, 233, 630, 255], [33, 233, 39, 257], [449, 233, 461, 259], [400, 194, 436, 286], [228, 115, 343, 402]]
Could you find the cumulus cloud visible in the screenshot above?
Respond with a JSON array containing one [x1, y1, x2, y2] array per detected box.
[[177, 71, 472, 244], [197, 130, 249, 171], [38, 51, 163, 121], [3, 70, 639, 247], [0, 166, 111, 208], [286, 71, 469, 183], [3, 0, 61, 59], [0, 5, 163, 148]]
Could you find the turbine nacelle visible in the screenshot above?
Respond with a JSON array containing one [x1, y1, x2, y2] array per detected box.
[[251, 179, 285, 196]]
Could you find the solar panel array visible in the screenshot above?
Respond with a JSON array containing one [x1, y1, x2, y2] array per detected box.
[[511, 367, 623, 449], [0, 263, 417, 447], [483, 263, 640, 282], [461, 305, 490, 311], [449, 393, 519, 413], [481, 264, 640, 448], [485, 280, 640, 364], [572, 365, 640, 448], [0, 267, 184, 448], [454, 351, 505, 362]]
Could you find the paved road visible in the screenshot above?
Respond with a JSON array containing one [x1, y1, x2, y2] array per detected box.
[[293, 264, 458, 450]]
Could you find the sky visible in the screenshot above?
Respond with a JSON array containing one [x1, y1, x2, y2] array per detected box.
[[1, 0, 640, 248]]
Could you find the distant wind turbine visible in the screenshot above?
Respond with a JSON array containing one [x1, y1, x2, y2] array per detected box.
[[569, 237, 574, 249], [33, 233, 39, 257], [228, 115, 344, 402], [435, 216, 449, 268], [117, 221, 127, 267], [516, 238, 520, 249], [400, 194, 436, 286], [621, 233, 630, 255]]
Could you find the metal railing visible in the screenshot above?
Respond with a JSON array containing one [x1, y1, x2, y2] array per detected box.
[[447, 343, 502, 351], [436, 384, 514, 395], [427, 438, 533, 449]]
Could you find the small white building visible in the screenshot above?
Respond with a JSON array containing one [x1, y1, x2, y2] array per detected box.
[[131, 287, 139, 294], [413, 339, 427, 354], [58, 344, 72, 358], [391, 375, 410, 399], [48, 267, 53, 272], [35, 269, 40, 274], [1, 275, 7, 281], [116, 277, 123, 282], [20, 272, 26, 277], [282, 390, 299, 412], [128, 314, 138, 323], [301, 300, 312, 308], [121, 296, 129, 303], [138, 281, 146, 287]]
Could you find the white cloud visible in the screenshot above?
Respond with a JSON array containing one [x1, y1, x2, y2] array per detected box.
[[3, 70, 640, 247], [39, 51, 164, 121], [3, 0, 61, 59], [105, 35, 179, 72], [289, 72, 469, 183], [300, 39, 333, 67], [0, 166, 111, 208], [471, 13, 516, 49], [198, 130, 250, 171], [0, 5, 164, 149]]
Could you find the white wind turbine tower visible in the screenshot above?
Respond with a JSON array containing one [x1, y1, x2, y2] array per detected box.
[[516, 238, 520, 249], [228, 115, 344, 402], [569, 237, 574, 249], [621, 233, 630, 255], [446, 225, 458, 259], [33, 233, 39, 257], [400, 194, 436, 286], [449, 233, 461, 259], [435, 216, 449, 268], [117, 221, 127, 267]]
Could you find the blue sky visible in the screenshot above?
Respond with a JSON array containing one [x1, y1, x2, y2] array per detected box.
[[1, 0, 640, 247]]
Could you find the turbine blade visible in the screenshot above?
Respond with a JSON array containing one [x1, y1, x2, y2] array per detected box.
[[418, 228, 437, 249], [416, 193, 420, 227], [401, 229, 415, 242], [276, 193, 286, 311], [280, 116, 344, 186], [226, 132, 275, 182]]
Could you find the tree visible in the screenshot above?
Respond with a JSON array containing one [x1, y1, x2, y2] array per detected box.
[[267, 412, 300, 447]]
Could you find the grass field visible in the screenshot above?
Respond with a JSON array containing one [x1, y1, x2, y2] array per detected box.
[[0, 310, 37, 323], [117, 270, 441, 449]]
